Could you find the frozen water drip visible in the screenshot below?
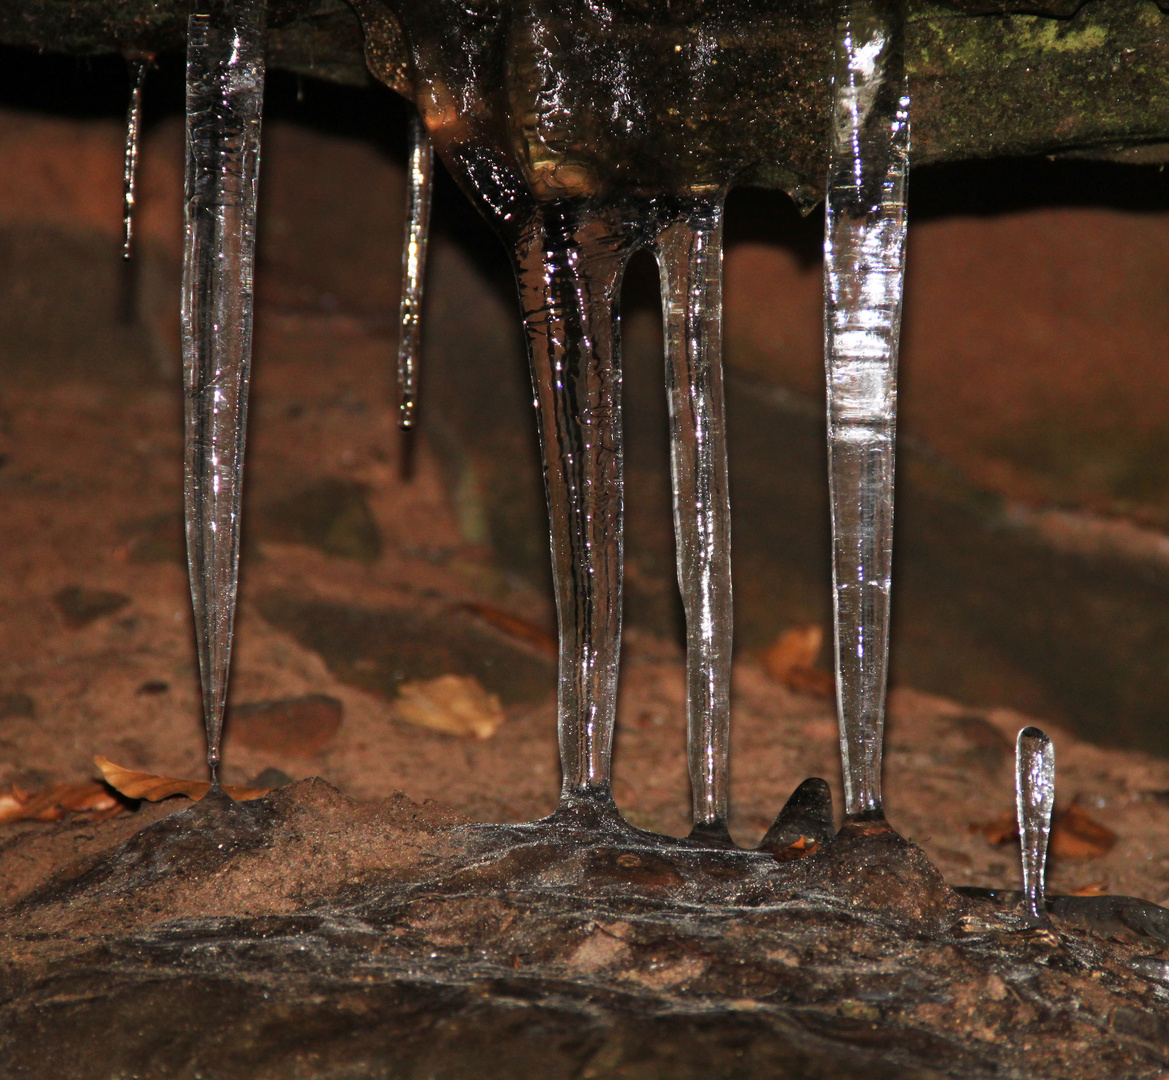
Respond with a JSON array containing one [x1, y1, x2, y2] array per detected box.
[[823, 0, 909, 821], [1016, 726, 1055, 926], [514, 204, 637, 811], [654, 195, 733, 837], [121, 53, 151, 263], [181, 0, 267, 782], [397, 112, 433, 430]]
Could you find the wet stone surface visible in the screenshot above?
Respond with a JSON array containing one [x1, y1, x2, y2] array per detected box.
[[2, 781, 1168, 1079]]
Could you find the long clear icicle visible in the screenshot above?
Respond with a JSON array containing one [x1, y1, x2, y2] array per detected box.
[[514, 206, 629, 810], [398, 113, 434, 429], [122, 54, 151, 262], [181, 0, 266, 781], [823, 0, 909, 820], [1016, 726, 1055, 925], [655, 196, 733, 836]]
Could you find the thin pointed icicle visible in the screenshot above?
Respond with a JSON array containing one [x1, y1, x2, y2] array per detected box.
[[181, 0, 267, 782], [122, 53, 151, 262], [823, 0, 909, 821], [655, 195, 733, 838], [513, 205, 632, 813], [397, 112, 433, 430], [1016, 726, 1055, 926]]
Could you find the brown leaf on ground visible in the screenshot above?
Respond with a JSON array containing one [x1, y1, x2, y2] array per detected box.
[[0, 781, 124, 824], [969, 810, 1019, 846], [762, 625, 834, 697], [394, 674, 505, 739], [970, 803, 1118, 859], [1050, 803, 1118, 859], [457, 602, 558, 659], [94, 756, 271, 803], [782, 666, 836, 697], [771, 835, 821, 862], [1069, 882, 1110, 897]]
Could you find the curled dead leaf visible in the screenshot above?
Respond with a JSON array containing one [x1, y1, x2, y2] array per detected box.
[[771, 835, 821, 862], [1050, 804, 1118, 859], [457, 602, 557, 658], [763, 625, 833, 698], [0, 780, 124, 824], [94, 756, 271, 803], [394, 674, 505, 739]]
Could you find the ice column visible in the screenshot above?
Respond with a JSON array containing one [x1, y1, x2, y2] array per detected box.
[[514, 205, 631, 811], [397, 112, 434, 429], [181, 0, 267, 781], [122, 54, 151, 262], [822, 0, 909, 820], [655, 196, 733, 837], [1016, 726, 1055, 925]]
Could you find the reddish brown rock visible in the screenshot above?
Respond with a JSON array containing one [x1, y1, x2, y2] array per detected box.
[[227, 694, 344, 758]]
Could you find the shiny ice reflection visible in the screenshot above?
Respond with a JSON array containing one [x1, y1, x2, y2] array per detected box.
[[823, 0, 909, 821], [181, 0, 266, 781]]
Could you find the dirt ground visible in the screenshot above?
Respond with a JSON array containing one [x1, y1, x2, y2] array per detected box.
[[2, 298, 1169, 911]]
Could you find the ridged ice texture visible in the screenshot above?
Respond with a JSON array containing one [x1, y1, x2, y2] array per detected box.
[[823, 0, 909, 820], [397, 112, 433, 430], [1016, 726, 1055, 925], [654, 197, 732, 831], [122, 54, 150, 262], [181, 0, 266, 779], [514, 205, 632, 806]]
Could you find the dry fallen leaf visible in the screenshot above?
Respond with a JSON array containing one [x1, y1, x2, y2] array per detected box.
[[970, 809, 1018, 846], [95, 756, 271, 803], [457, 602, 558, 658], [762, 625, 834, 698], [394, 674, 505, 739], [970, 802, 1118, 860], [771, 835, 821, 862], [1069, 882, 1110, 897], [1050, 803, 1118, 859], [0, 781, 123, 824]]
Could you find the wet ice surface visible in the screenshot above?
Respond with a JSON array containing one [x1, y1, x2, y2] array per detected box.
[[513, 203, 631, 805], [396, 112, 433, 430], [120, 54, 150, 263], [823, 0, 909, 820], [655, 195, 733, 835], [1016, 726, 1055, 924], [181, 0, 266, 779], [4, 780, 1169, 1080]]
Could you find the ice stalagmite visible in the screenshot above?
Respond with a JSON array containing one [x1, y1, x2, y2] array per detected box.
[[822, 0, 909, 821], [655, 196, 733, 839], [121, 54, 151, 262], [1016, 726, 1055, 925], [514, 205, 634, 813], [397, 112, 433, 430], [181, 0, 267, 781]]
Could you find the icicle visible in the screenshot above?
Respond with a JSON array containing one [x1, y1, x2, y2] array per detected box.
[[654, 195, 733, 838], [181, 0, 267, 782], [122, 53, 151, 262], [513, 204, 633, 812], [1016, 726, 1055, 926], [397, 112, 433, 430], [822, 0, 909, 821]]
